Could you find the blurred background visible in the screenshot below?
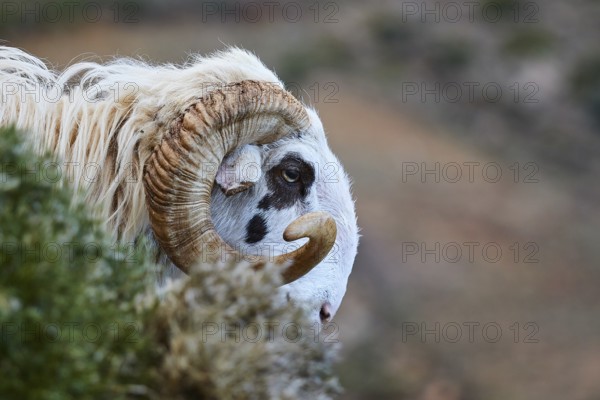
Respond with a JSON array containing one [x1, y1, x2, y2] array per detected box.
[[2, 0, 599, 398]]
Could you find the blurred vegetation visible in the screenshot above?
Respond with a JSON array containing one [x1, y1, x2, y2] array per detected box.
[[356, 1, 600, 172], [425, 39, 473, 76], [502, 29, 555, 57], [0, 0, 144, 35], [0, 125, 340, 399], [570, 54, 600, 127], [0, 125, 159, 399], [366, 13, 413, 63], [279, 35, 354, 84]]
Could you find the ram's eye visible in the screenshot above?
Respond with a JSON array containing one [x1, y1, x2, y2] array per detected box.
[[281, 168, 300, 183]]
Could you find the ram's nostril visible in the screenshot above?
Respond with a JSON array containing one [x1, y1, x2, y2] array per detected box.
[[320, 302, 332, 323]]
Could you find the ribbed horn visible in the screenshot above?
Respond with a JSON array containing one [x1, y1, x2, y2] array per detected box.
[[143, 80, 337, 284]]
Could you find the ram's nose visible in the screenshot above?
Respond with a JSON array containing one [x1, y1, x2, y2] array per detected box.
[[319, 301, 332, 323]]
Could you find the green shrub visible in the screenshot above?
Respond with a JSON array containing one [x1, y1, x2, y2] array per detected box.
[[0, 125, 160, 399], [151, 260, 341, 400]]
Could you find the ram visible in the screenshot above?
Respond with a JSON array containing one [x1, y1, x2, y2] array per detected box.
[[0, 46, 359, 324]]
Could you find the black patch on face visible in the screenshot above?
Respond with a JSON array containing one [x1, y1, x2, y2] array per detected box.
[[245, 214, 268, 244], [257, 195, 272, 211], [260, 153, 316, 211]]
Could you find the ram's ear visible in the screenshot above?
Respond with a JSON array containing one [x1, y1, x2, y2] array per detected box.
[[216, 145, 262, 196]]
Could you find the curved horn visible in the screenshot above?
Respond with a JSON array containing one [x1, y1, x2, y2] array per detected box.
[[273, 211, 337, 285], [143, 80, 336, 284]]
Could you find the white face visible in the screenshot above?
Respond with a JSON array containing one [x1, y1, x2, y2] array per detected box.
[[210, 109, 359, 325]]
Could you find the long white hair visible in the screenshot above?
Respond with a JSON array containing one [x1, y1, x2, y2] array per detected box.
[[0, 46, 282, 242]]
